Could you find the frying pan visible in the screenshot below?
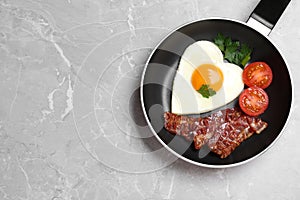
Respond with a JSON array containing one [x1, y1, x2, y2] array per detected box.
[[141, 0, 293, 168]]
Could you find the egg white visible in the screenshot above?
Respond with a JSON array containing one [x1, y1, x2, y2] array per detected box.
[[171, 40, 244, 114]]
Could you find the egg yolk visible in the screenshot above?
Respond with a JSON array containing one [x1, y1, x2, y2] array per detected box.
[[191, 64, 224, 91]]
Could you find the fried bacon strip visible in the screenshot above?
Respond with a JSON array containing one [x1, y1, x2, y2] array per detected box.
[[164, 108, 268, 158]]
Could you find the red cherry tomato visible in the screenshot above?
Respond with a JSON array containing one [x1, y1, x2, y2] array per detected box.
[[239, 86, 269, 116], [242, 62, 273, 89]]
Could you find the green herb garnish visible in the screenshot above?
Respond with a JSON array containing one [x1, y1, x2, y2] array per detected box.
[[197, 84, 216, 98], [214, 33, 252, 67]]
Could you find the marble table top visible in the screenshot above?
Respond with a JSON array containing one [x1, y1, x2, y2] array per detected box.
[[0, 0, 299, 199]]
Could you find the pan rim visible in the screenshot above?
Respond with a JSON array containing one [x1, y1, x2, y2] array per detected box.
[[140, 17, 294, 168]]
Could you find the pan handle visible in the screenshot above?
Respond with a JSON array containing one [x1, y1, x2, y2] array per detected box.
[[247, 0, 291, 36]]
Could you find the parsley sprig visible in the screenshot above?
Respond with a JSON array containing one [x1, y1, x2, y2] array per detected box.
[[197, 84, 216, 98], [214, 33, 252, 67]]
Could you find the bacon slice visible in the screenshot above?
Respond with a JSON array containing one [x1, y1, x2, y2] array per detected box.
[[164, 108, 268, 158], [164, 112, 217, 149]]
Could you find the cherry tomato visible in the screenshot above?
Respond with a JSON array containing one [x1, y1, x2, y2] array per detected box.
[[242, 62, 273, 89], [239, 86, 269, 116]]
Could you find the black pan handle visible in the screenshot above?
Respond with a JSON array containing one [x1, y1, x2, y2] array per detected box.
[[247, 0, 291, 35]]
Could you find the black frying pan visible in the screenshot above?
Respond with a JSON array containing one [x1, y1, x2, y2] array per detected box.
[[141, 0, 293, 168]]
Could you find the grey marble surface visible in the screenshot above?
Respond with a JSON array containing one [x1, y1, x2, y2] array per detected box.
[[0, 0, 299, 199]]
